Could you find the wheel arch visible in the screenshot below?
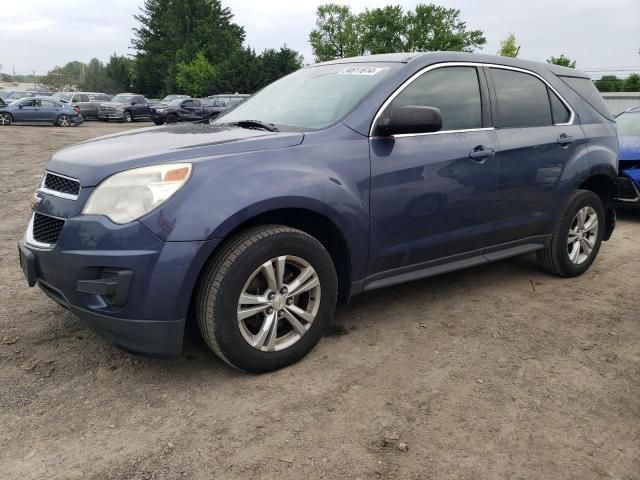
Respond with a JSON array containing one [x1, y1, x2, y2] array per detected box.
[[196, 206, 353, 304], [578, 170, 617, 241]]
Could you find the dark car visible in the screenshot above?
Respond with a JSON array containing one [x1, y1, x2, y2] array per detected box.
[[52, 92, 111, 120], [19, 52, 618, 372], [0, 97, 83, 126], [614, 106, 640, 205], [98, 93, 151, 122], [150, 98, 223, 125]]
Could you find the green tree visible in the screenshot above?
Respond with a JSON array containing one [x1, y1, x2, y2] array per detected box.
[[403, 4, 486, 52], [309, 3, 486, 62], [498, 33, 520, 57], [80, 58, 107, 92], [105, 54, 133, 92], [259, 46, 304, 86], [132, 0, 245, 96], [359, 6, 406, 55], [623, 73, 640, 92], [176, 51, 217, 96], [594, 75, 622, 92], [547, 54, 576, 68], [309, 4, 363, 62]]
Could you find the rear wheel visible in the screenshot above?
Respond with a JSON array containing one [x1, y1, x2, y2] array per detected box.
[[0, 112, 12, 126], [196, 225, 338, 373], [537, 189, 604, 277], [56, 115, 71, 127], [166, 114, 178, 124]]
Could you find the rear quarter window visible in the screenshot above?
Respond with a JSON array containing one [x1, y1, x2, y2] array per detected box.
[[559, 76, 614, 121]]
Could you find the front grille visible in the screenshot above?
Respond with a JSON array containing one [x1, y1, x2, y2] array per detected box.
[[43, 172, 80, 196], [617, 176, 639, 200], [32, 213, 65, 245]]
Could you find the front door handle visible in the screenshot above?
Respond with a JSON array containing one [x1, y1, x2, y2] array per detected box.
[[557, 133, 575, 146], [469, 146, 495, 163]]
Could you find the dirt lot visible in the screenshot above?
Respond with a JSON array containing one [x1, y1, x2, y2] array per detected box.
[[1, 122, 639, 480]]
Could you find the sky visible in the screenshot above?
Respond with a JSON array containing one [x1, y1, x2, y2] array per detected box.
[[1, 0, 639, 78]]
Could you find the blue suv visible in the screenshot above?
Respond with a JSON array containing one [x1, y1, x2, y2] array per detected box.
[[18, 53, 618, 372], [614, 106, 640, 204]]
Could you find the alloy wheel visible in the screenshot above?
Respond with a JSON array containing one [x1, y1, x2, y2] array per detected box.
[[237, 255, 321, 352], [0, 113, 11, 125], [58, 115, 71, 127], [567, 206, 598, 265]]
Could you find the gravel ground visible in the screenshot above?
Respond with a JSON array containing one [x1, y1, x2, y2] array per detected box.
[[1, 122, 639, 480]]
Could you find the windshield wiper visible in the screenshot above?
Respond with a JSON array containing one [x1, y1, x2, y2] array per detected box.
[[232, 120, 279, 132]]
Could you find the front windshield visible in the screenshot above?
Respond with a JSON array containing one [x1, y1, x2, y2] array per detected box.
[[167, 98, 183, 106], [163, 95, 186, 102], [214, 63, 399, 130], [0, 91, 10, 99], [617, 112, 640, 136], [110, 95, 133, 103], [54, 93, 72, 101]]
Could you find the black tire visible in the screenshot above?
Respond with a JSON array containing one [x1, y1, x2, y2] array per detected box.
[[0, 112, 12, 126], [196, 225, 338, 373], [123, 111, 133, 123], [166, 114, 178, 124], [56, 114, 72, 127], [537, 189, 604, 277], [153, 120, 165, 126]]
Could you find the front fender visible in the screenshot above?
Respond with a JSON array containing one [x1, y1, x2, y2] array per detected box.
[[140, 124, 372, 281]]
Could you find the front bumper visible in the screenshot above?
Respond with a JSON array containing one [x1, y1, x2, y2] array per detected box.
[[616, 170, 640, 206], [98, 111, 125, 120], [19, 214, 220, 355]]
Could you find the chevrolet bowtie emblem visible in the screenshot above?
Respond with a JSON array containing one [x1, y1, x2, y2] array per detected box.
[[31, 194, 42, 209]]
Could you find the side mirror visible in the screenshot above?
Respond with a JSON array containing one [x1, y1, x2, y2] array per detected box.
[[375, 105, 443, 137], [19, 105, 24, 109], [131, 101, 137, 105]]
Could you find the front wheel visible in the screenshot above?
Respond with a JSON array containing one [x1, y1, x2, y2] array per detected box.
[[196, 225, 338, 373], [537, 189, 604, 277], [123, 111, 133, 123], [0, 112, 12, 126]]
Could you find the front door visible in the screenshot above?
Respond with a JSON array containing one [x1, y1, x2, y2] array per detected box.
[[14, 99, 39, 122], [368, 65, 499, 278]]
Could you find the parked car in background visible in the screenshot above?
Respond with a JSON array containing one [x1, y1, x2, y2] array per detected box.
[[98, 93, 151, 122], [0, 97, 83, 126], [615, 106, 640, 206], [150, 97, 224, 125], [52, 92, 111, 120], [18, 53, 617, 372], [207, 93, 249, 109], [159, 94, 191, 103]]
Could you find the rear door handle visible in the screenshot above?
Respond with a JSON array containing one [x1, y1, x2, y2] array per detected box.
[[469, 146, 495, 163], [557, 134, 575, 146]]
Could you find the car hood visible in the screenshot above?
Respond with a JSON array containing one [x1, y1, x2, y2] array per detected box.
[[619, 135, 640, 161], [99, 102, 128, 108], [46, 122, 305, 186]]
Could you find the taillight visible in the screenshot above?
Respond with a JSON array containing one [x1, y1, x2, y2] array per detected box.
[[72, 105, 80, 114]]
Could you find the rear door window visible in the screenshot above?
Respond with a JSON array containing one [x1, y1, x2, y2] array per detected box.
[[490, 68, 552, 128], [387, 66, 483, 131], [548, 89, 571, 124]]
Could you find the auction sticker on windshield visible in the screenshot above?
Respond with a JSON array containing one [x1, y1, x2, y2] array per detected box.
[[338, 67, 386, 76]]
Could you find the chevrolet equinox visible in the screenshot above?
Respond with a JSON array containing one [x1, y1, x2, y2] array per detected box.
[[19, 52, 618, 372]]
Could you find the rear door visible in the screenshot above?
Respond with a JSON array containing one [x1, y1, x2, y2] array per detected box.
[[486, 66, 585, 245], [179, 99, 198, 121], [37, 99, 58, 122]]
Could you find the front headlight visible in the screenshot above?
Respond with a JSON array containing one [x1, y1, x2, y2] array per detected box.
[[83, 163, 192, 224]]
